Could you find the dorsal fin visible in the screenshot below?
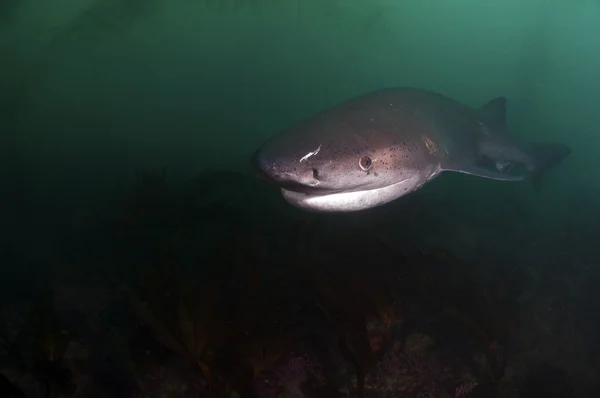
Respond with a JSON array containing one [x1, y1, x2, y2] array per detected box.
[[478, 97, 507, 129]]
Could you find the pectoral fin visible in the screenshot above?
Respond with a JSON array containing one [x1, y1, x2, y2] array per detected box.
[[442, 161, 525, 181]]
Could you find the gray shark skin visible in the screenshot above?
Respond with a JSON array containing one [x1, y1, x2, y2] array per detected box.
[[252, 87, 571, 213]]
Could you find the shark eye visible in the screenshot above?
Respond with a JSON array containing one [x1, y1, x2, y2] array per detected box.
[[358, 156, 372, 171], [312, 168, 319, 179]]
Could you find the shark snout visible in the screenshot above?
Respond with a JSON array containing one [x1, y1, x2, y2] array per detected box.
[[252, 149, 285, 183], [252, 149, 320, 188]]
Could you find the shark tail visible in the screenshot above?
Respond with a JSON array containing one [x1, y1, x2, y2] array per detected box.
[[527, 142, 572, 187]]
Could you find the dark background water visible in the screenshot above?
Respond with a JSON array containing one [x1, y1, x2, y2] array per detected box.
[[1, 1, 599, 397]]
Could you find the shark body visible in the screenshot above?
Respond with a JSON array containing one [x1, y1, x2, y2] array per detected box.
[[252, 87, 571, 212]]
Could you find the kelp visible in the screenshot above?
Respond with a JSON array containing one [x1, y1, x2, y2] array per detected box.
[[0, 291, 74, 398], [237, 334, 288, 379], [232, 268, 290, 379], [124, 259, 226, 383], [309, 267, 387, 398]]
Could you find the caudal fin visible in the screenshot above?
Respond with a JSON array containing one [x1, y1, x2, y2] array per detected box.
[[527, 142, 572, 187]]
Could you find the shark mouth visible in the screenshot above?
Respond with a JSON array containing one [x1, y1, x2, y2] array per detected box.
[[279, 174, 425, 213], [256, 170, 351, 195], [279, 184, 346, 196], [277, 180, 381, 196], [280, 187, 335, 197], [280, 183, 384, 199]]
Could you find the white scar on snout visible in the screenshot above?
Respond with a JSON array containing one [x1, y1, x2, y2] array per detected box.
[[299, 144, 322, 162]]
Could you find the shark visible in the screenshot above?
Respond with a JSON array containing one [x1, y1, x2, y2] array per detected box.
[[252, 87, 571, 212]]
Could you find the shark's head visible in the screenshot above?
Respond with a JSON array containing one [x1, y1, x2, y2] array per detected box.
[[252, 113, 439, 212]]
